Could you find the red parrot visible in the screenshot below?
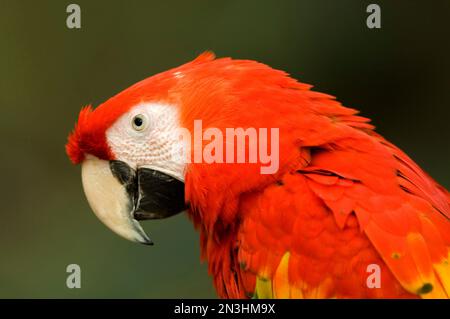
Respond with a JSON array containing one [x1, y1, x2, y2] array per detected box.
[[66, 52, 450, 299]]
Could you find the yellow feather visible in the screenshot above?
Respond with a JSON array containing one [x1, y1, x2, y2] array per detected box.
[[255, 276, 273, 299], [273, 252, 290, 298], [433, 251, 450, 298]]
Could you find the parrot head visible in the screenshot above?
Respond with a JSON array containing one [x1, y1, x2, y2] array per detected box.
[[66, 93, 187, 245], [66, 52, 305, 245]]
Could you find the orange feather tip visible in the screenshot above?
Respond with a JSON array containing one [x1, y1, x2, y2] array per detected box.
[[192, 51, 216, 63]]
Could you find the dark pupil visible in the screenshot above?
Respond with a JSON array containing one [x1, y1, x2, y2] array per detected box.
[[134, 117, 143, 127]]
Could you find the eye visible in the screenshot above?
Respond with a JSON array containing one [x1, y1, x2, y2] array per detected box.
[[131, 114, 148, 131]]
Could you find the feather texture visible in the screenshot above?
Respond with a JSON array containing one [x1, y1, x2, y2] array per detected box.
[[180, 54, 450, 298], [66, 52, 449, 298]]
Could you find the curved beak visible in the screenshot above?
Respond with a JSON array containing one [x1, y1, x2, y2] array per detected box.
[[81, 156, 185, 245]]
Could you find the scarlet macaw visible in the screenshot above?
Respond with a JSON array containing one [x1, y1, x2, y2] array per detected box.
[[66, 53, 450, 298]]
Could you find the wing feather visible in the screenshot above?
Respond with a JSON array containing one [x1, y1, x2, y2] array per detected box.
[[236, 136, 449, 298]]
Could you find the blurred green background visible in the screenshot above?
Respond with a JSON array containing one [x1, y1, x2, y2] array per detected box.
[[0, 0, 449, 298]]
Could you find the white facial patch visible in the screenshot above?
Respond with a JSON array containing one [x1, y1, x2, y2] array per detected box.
[[106, 102, 186, 181]]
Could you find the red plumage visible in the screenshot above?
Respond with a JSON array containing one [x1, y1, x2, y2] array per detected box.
[[67, 53, 450, 298]]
